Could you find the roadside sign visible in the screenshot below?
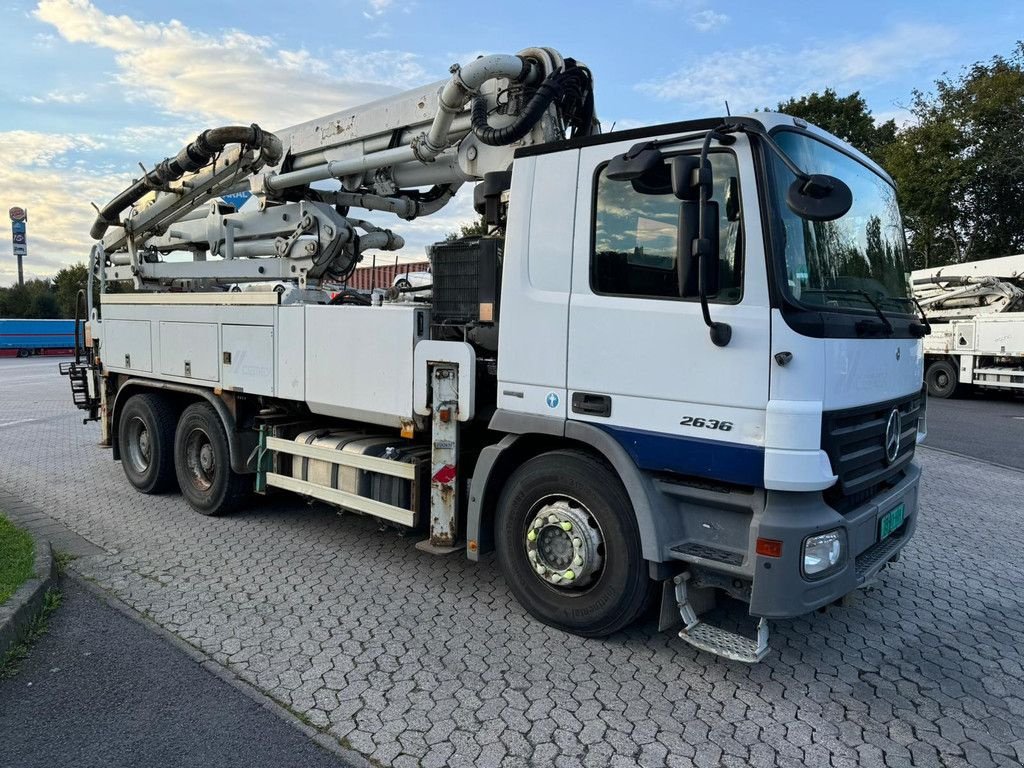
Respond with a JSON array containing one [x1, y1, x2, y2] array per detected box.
[[8, 207, 26, 221]]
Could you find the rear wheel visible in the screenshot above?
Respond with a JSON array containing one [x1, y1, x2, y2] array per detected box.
[[926, 359, 958, 398], [118, 393, 177, 493], [173, 402, 249, 516], [495, 450, 654, 637]]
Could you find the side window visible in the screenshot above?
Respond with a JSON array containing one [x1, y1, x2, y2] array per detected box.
[[591, 152, 743, 301]]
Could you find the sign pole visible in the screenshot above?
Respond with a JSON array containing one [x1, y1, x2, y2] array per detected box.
[[8, 206, 27, 287]]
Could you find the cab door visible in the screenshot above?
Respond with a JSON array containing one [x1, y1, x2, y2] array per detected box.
[[567, 134, 772, 486]]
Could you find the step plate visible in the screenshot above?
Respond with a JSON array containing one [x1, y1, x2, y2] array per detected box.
[[678, 621, 769, 663]]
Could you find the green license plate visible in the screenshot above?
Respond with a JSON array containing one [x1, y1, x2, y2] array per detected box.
[[879, 503, 905, 540]]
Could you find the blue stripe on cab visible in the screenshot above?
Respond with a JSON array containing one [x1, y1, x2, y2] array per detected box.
[[598, 424, 765, 487]]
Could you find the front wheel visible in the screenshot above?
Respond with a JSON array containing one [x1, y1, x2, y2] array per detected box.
[[173, 402, 249, 516], [495, 450, 654, 637], [926, 359, 958, 398]]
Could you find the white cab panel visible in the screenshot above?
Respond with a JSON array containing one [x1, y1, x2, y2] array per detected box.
[[497, 151, 579, 418], [222, 325, 274, 395], [769, 308, 924, 409], [567, 136, 771, 424]]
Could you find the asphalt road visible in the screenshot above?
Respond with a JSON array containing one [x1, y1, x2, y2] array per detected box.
[[0, 577, 351, 768], [922, 389, 1024, 468]]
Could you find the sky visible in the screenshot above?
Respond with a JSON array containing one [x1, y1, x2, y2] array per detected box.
[[0, 0, 1020, 285]]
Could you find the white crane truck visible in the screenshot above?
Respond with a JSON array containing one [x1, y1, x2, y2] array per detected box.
[[62, 48, 928, 662], [913, 254, 1024, 398]]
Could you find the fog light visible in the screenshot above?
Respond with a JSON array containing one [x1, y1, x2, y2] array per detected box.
[[802, 530, 844, 577]]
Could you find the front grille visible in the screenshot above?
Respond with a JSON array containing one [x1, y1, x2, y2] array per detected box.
[[821, 389, 924, 499]]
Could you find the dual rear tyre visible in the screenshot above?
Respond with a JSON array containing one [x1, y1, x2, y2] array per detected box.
[[118, 394, 248, 515], [925, 359, 958, 399]]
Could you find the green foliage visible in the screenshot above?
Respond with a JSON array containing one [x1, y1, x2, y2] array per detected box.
[[53, 263, 91, 318], [775, 88, 897, 158], [884, 42, 1024, 267], [444, 216, 489, 242], [0, 515, 35, 605], [778, 42, 1024, 269], [0, 262, 123, 318], [0, 279, 61, 319]]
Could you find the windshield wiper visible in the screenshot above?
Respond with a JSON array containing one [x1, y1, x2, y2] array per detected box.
[[802, 289, 894, 335]]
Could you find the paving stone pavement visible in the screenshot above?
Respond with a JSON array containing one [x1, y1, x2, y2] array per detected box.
[[1, 357, 1023, 767]]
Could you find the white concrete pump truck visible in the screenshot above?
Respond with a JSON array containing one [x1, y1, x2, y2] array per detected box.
[[61, 47, 929, 662]]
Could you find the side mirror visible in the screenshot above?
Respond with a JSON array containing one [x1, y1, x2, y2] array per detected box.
[[677, 200, 720, 298], [669, 156, 700, 201], [607, 144, 664, 181], [786, 174, 853, 221]]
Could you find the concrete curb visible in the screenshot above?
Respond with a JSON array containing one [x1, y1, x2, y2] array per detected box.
[[0, 530, 56, 660], [917, 443, 1024, 475]]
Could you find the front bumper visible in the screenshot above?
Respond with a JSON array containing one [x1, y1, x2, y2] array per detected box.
[[748, 461, 920, 618]]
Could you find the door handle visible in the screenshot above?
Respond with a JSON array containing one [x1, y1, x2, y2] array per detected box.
[[572, 392, 612, 418]]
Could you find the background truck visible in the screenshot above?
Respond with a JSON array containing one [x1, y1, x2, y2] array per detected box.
[[0, 319, 79, 357], [62, 46, 928, 663], [913, 254, 1024, 397]]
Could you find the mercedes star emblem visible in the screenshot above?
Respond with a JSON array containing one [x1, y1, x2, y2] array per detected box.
[[884, 408, 902, 464]]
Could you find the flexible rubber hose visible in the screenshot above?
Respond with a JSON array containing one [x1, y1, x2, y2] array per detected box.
[[470, 74, 564, 146], [90, 125, 282, 240]]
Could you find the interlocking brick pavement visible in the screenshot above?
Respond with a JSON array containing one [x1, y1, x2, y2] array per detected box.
[[2, 357, 1022, 767]]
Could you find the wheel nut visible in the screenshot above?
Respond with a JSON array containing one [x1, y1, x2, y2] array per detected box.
[[527, 529, 537, 542], [560, 521, 572, 532], [563, 570, 575, 581]]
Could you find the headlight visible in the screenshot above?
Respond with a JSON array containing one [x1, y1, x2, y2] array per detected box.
[[802, 529, 845, 577]]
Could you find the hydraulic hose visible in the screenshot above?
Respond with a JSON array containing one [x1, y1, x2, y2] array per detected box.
[[471, 73, 563, 146], [470, 63, 595, 147], [90, 125, 282, 240]]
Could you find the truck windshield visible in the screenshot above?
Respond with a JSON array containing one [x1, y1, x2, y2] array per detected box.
[[768, 130, 912, 314]]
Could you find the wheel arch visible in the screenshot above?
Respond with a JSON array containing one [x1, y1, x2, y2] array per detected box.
[[467, 412, 671, 568], [110, 378, 254, 474]]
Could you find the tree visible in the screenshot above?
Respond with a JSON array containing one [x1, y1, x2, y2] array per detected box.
[[774, 89, 897, 158], [53, 263, 90, 318], [884, 42, 1024, 267], [0, 279, 60, 318], [444, 216, 488, 242]]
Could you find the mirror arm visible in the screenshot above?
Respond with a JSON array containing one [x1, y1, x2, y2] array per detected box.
[[724, 122, 808, 181], [695, 129, 732, 347]]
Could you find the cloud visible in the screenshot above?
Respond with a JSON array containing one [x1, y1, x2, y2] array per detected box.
[[0, 131, 130, 283], [363, 0, 394, 18], [33, 0, 426, 128], [21, 89, 89, 105], [5, 2, 476, 284], [637, 23, 958, 112], [692, 9, 728, 32]]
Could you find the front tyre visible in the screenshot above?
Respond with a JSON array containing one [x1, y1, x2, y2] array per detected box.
[[173, 402, 249, 516], [495, 450, 654, 637]]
